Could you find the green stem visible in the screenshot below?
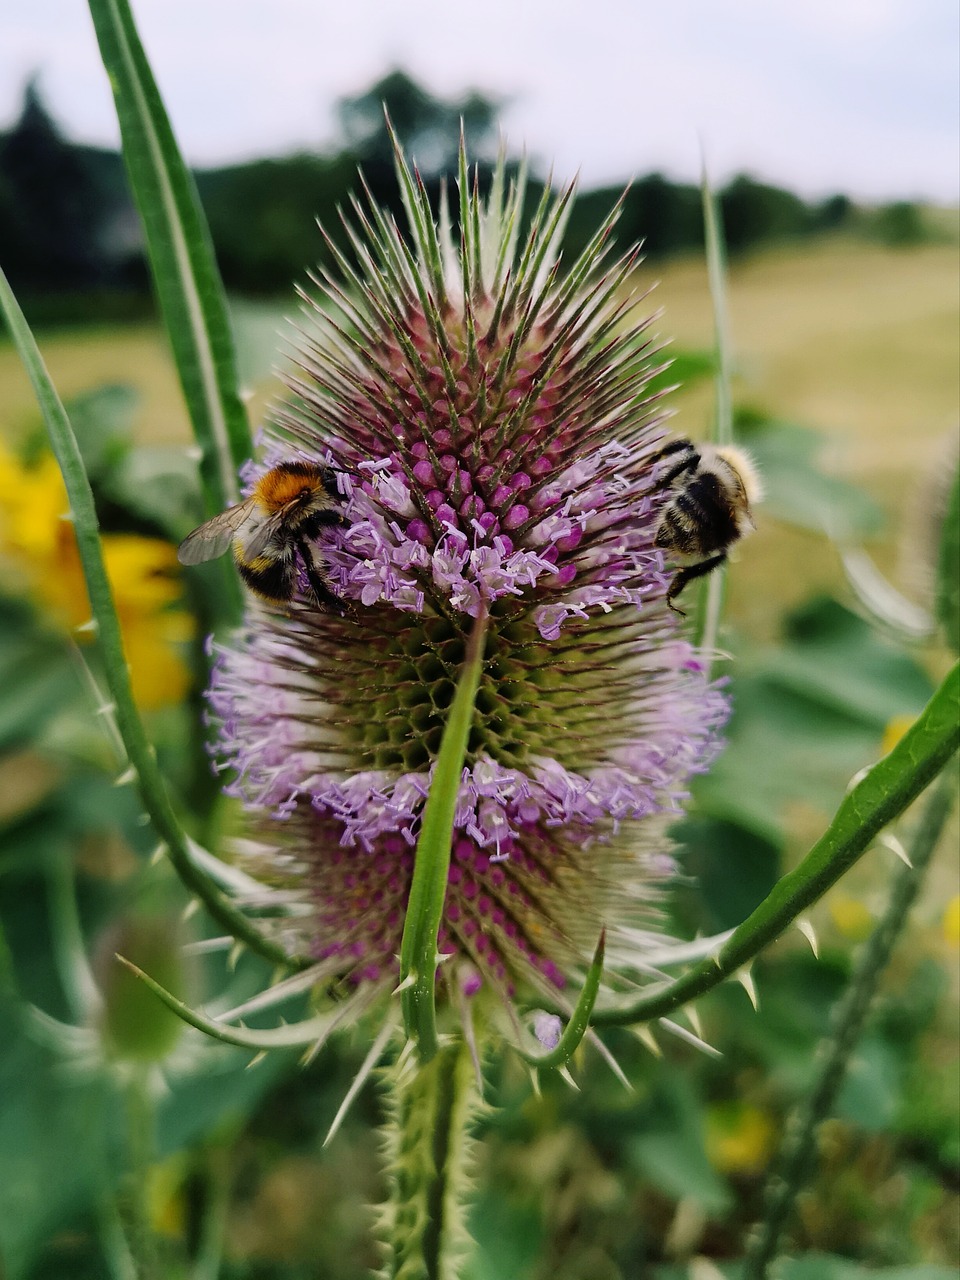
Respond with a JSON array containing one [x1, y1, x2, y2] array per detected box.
[[701, 169, 733, 451], [593, 660, 960, 1026], [743, 767, 957, 1279], [400, 610, 488, 1063], [192, 1142, 233, 1280], [96, 1187, 138, 1280], [518, 930, 605, 1069], [381, 1040, 479, 1280], [124, 1068, 159, 1280], [0, 268, 304, 971]]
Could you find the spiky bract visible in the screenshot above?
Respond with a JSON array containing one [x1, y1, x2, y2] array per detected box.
[[209, 144, 727, 1026]]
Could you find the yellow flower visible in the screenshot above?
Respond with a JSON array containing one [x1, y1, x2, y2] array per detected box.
[[0, 443, 193, 708], [882, 714, 916, 756], [705, 1102, 776, 1175], [829, 893, 874, 940], [943, 895, 960, 950]]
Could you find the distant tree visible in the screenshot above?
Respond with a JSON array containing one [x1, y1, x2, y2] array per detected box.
[[870, 200, 927, 247], [196, 153, 360, 293], [335, 69, 502, 179], [719, 174, 815, 252], [626, 174, 703, 255], [812, 193, 853, 232], [0, 77, 116, 291]]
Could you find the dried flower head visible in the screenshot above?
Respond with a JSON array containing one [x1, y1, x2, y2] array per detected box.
[[208, 146, 728, 1034]]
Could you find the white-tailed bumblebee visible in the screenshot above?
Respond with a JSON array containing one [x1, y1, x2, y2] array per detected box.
[[653, 439, 762, 611], [177, 461, 348, 608]]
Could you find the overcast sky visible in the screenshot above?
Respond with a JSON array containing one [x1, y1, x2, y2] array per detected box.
[[3, 0, 958, 201]]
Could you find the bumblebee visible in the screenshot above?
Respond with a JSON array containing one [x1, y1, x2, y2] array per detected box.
[[177, 461, 348, 608], [653, 438, 762, 611]]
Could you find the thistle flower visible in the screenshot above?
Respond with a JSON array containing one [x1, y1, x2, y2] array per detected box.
[[207, 148, 728, 1037]]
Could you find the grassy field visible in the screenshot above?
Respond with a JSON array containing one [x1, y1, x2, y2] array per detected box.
[[4, 236, 956, 463], [2, 235, 957, 634]]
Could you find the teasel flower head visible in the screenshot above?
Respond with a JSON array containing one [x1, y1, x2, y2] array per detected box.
[[208, 143, 729, 1043]]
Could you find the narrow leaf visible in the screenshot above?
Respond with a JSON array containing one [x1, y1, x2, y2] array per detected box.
[[936, 458, 960, 652], [115, 957, 345, 1050], [87, 0, 251, 613], [696, 164, 733, 657], [400, 610, 488, 1061], [0, 269, 302, 971]]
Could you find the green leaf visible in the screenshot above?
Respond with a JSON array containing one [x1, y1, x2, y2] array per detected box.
[[61, 384, 137, 482], [400, 612, 488, 1061], [100, 445, 202, 538], [696, 598, 934, 840], [743, 419, 885, 539], [0, 1011, 117, 1279], [627, 1076, 732, 1213], [86, 0, 252, 620], [936, 457, 960, 652], [467, 1195, 541, 1280], [644, 347, 715, 398], [773, 1259, 957, 1280], [771, 597, 933, 723], [835, 1033, 902, 1132], [672, 817, 781, 934], [593, 658, 959, 1026], [0, 608, 79, 751]]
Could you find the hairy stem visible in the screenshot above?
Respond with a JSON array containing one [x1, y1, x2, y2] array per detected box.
[[379, 1040, 480, 1280]]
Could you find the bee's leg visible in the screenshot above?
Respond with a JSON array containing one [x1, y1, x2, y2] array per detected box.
[[311, 510, 350, 528], [298, 540, 345, 614], [666, 553, 727, 613]]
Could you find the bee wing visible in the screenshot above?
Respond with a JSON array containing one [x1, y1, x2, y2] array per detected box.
[[238, 512, 287, 562], [177, 498, 259, 565]]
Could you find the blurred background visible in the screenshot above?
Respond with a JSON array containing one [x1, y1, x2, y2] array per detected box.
[[0, 3, 957, 1277]]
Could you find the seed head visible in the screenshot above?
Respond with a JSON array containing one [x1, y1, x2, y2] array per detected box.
[[208, 146, 728, 1024]]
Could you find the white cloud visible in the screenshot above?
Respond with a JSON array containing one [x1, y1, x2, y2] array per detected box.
[[0, 0, 956, 200]]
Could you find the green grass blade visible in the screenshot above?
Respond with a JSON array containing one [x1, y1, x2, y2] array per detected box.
[[86, 0, 253, 533], [696, 165, 733, 656], [936, 458, 960, 652], [0, 267, 299, 971], [592, 659, 960, 1026], [400, 611, 488, 1062], [701, 166, 733, 450]]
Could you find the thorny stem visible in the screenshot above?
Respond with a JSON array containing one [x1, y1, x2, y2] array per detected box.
[[382, 1039, 479, 1280], [592, 660, 959, 1026], [743, 767, 957, 1279]]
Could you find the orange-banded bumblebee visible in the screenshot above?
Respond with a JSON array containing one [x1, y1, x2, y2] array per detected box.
[[177, 461, 348, 608], [653, 439, 762, 611]]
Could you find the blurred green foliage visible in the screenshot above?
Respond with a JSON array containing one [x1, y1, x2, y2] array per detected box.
[[0, 360, 955, 1277]]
